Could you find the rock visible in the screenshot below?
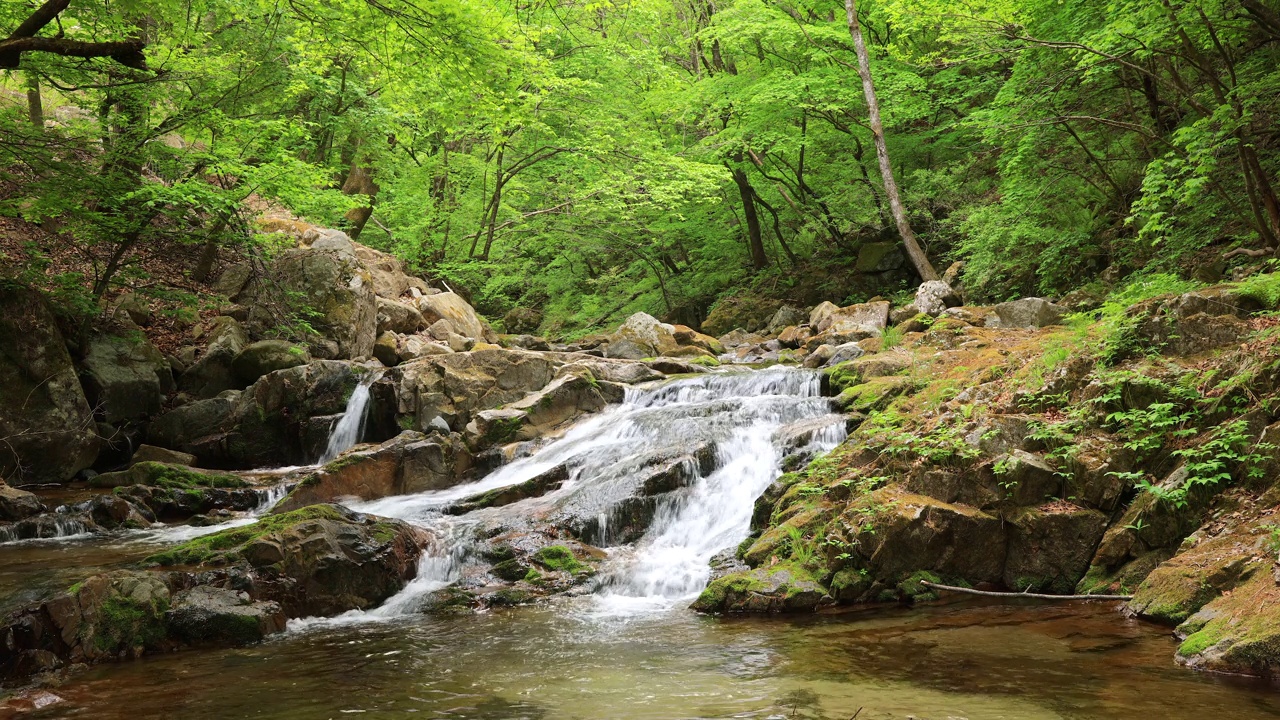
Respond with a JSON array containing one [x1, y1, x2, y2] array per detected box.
[[398, 336, 452, 362], [243, 245, 377, 360], [671, 325, 725, 354], [447, 465, 569, 515], [647, 358, 709, 375], [78, 331, 172, 424], [417, 292, 490, 341], [0, 482, 44, 521], [389, 348, 562, 433], [425, 318, 457, 341], [889, 303, 919, 325], [114, 292, 151, 326], [445, 331, 474, 353], [986, 298, 1068, 329], [373, 331, 401, 367], [1003, 506, 1109, 594], [354, 243, 421, 299], [942, 260, 965, 286], [0, 287, 98, 483], [276, 432, 471, 511], [815, 301, 890, 341], [764, 305, 806, 334], [148, 396, 237, 458], [214, 263, 253, 299], [465, 370, 611, 449], [555, 357, 663, 385], [149, 504, 430, 618], [777, 325, 811, 349], [993, 450, 1061, 505], [129, 444, 197, 467], [803, 344, 836, 368], [180, 317, 249, 398], [718, 328, 765, 349], [692, 566, 829, 614], [503, 334, 551, 351], [166, 586, 285, 646], [231, 340, 310, 384], [914, 281, 959, 317], [309, 227, 357, 259], [376, 297, 425, 335], [701, 297, 782, 336], [823, 342, 866, 367], [504, 307, 543, 334], [605, 312, 681, 359], [855, 241, 905, 273]]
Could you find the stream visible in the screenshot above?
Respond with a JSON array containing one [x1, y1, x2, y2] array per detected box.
[[6, 367, 1280, 717]]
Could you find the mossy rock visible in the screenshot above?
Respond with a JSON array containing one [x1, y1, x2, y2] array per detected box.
[[90, 461, 247, 490], [144, 504, 346, 567], [532, 545, 584, 573]]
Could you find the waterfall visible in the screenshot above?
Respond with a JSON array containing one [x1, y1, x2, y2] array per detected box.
[[317, 366, 845, 625], [319, 374, 378, 464]]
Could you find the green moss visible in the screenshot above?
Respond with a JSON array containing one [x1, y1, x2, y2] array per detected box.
[[692, 571, 767, 612], [145, 505, 345, 567], [523, 568, 542, 583], [489, 588, 535, 606], [370, 522, 399, 544], [93, 594, 169, 652], [1178, 625, 1227, 658], [823, 361, 863, 394], [897, 570, 943, 601], [486, 415, 526, 444], [92, 462, 247, 490], [687, 355, 720, 367], [321, 454, 365, 473], [532, 545, 583, 573]]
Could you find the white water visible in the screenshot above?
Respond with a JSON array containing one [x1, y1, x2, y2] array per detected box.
[[292, 366, 845, 628], [318, 374, 378, 464]]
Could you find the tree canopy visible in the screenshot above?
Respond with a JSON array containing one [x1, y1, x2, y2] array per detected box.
[[3, 0, 1279, 333]]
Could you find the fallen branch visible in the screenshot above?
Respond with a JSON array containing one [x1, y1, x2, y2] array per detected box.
[[920, 581, 1132, 601], [1223, 247, 1272, 260]]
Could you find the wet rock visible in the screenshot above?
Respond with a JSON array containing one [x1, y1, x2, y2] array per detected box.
[[231, 340, 311, 384], [0, 482, 44, 521], [692, 566, 829, 614], [447, 465, 569, 515], [647, 358, 709, 375], [276, 431, 470, 511], [1003, 506, 1109, 594], [822, 342, 866, 367], [986, 298, 1067, 329], [0, 286, 99, 483], [166, 586, 286, 646], [465, 370, 612, 449]]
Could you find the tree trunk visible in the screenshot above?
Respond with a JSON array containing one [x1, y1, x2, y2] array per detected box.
[[25, 72, 43, 129], [844, 0, 939, 282], [341, 161, 378, 240], [731, 167, 769, 270]]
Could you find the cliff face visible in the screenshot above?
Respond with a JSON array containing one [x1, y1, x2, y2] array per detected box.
[[702, 278, 1280, 677]]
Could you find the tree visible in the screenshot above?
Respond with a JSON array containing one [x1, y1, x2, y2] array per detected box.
[[844, 0, 940, 282]]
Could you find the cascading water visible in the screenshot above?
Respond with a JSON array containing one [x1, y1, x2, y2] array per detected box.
[[327, 366, 846, 623], [318, 373, 379, 464]]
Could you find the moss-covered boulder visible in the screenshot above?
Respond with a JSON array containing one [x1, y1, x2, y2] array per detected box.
[[89, 461, 246, 489], [0, 286, 99, 483], [691, 564, 828, 614], [79, 331, 173, 424]]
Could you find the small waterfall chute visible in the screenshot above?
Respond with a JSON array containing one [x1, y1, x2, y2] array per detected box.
[[319, 372, 380, 464]]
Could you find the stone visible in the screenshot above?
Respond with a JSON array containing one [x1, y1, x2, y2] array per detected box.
[[823, 342, 865, 367], [764, 305, 806, 334], [914, 281, 959, 317], [354, 243, 418, 299], [147, 396, 237, 457], [231, 340, 311, 384], [0, 287, 99, 483], [114, 292, 151, 326], [426, 318, 457, 341], [1003, 506, 1109, 594], [373, 331, 401, 367], [214, 263, 253, 299], [417, 292, 490, 341], [605, 312, 681, 359], [309, 228, 357, 260], [243, 245, 378, 360], [129, 444, 197, 467], [855, 241, 905, 273], [79, 331, 172, 424], [994, 450, 1062, 505], [503, 307, 543, 334], [166, 586, 286, 646], [180, 317, 249, 398], [777, 325, 811, 349], [986, 298, 1068, 329], [398, 336, 452, 362], [803, 344, 836, 368], [465, 370, 611, 449], [376, 297, 425, 335], [692, 566, 829, 614], [0, 482, 44, 521], [671, 325, 725, 355]]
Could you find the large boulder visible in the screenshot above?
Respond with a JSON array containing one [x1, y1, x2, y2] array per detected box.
[[166, 586, 285, 646], [764, 305, 806, 334], [503, 307, 543, 334], [914, 281, 959, 317], [354, 242, 429, 300], [376, 297, 425, 335], [465, 370, 615, 449], [0, 287, 98, 483], [243, 244, 378, 360], [275, 431, 471, 512], [605, 312, 681, 359], [79, 333, 172, 425], [389, 348, 562, 432], [231, 340, 310, 384], [416, 292, 490, 341], [692, 566, 828, 614], [180, 317, 249, 398], [0, 482, 43, 521], [986, 298, 1068, 329]]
